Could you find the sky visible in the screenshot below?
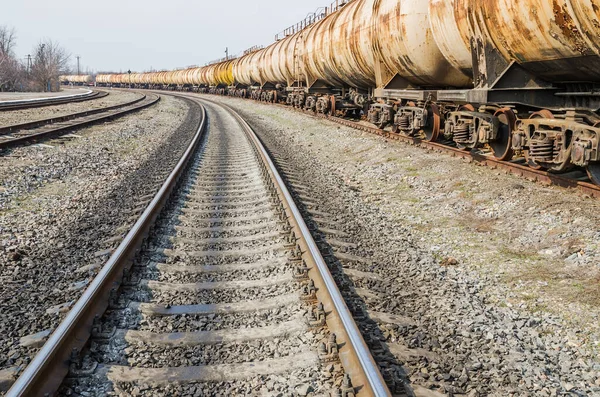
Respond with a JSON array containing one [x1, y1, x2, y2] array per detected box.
[[3, 0, 330, 74]]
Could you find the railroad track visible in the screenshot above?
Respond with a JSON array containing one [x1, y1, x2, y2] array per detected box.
[[6, 94, 389, 396], [0, 93, 159, 149], [326, 117, 600, 198], [0, 90, 107, 112], [250, 100, 600, 199]]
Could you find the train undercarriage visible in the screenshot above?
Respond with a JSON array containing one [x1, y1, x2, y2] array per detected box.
[[96, 80, 600, 185], [234, 83, 600, 184]]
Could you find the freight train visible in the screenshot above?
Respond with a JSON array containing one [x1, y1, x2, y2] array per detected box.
[[59, 75, 93, 85], [94, 0, 600, 184]]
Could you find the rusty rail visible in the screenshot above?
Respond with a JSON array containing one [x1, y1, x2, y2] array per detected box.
[[313, 113, 600, 198], [5, 98, 206, 397]]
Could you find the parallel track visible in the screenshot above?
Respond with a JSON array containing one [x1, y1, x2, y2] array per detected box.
[[0, 90, 107, 112], [0, 93, 159, 149], [6, 94, 389, 396], [245, 97, 600, 199]]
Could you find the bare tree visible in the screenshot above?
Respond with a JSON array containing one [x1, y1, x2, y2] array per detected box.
[[0, 25, 16, 57], [30, 39, 70, 92], [0, 55, 25, 91], [0, 25, 22, 91]]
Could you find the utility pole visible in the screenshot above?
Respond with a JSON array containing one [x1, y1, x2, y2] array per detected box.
[[76, 55, 80, 75], [39, 43, 50, 92], [225, 47, 228, 61], [25, 54, 31, 74]]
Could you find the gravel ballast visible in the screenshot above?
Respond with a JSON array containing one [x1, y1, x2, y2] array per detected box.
[[0, 93, 200, 385], [0, 89, 142, 126], [201, 94, 600, 396], [58, 97, 342, 397]]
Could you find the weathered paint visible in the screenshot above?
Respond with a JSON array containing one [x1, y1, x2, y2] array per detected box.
[[328, 0, 377, 88], [450, 0, 600, 82], [280, 32, 303, 86], [233, 49, 266, 86], [262, 38, 288, 84], [428, 0, 473, 78], [303, 10, 346, 87], [375, 0, 471, 88]]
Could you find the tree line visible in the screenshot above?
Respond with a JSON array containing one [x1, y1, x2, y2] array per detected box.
[[0, 25, 70, 92]]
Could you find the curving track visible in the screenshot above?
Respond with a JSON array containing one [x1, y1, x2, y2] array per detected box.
[[211, 92, 600, 198], [0, 93, 160, 150], [0, 90, 106, 112], [6, 94, 389, 396]]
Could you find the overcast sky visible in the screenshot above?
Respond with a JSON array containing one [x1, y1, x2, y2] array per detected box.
[[4, 0, 329, 73]]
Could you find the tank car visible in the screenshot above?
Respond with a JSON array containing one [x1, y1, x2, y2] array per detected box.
[[424, 0, 600, 181], [98, 0, 600, 183], [59, 75, 93, 85]]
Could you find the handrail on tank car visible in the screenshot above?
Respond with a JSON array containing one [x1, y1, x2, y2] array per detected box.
[[274, 0, 349, 41]]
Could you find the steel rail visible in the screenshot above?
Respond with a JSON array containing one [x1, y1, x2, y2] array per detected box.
[[6, 100, 207, 397], [201, 96, 391, 397], [322, 115, 600, 198], [0, 90, 107, 111], [0, 93, 145, 136], [265, 101, 600, 199], [0, 94, 159, 149]]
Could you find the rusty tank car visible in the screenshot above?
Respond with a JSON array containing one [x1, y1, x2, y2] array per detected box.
[[95, 0, 600, 183]]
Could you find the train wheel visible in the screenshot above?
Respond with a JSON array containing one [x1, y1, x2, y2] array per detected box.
[[490, 108, 516, 161], [525, 110, 555, 170], [329, 95, 336, 116], [587, 164, 600, 185], [531, 109, 554, 119], [459, 104, 475, 112], [422, 103, 441, 142]]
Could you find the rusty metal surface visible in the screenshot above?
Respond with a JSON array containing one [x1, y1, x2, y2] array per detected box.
[[95, 0, 600, 93], [303, 9, 346, 88], [441, 0, 600, 84], [328, 0, 376, 88], [571, 0, 600, 53], [375, 0, 471, 88], [427, 0, 473, 78], [476, 0, 598, 62]]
